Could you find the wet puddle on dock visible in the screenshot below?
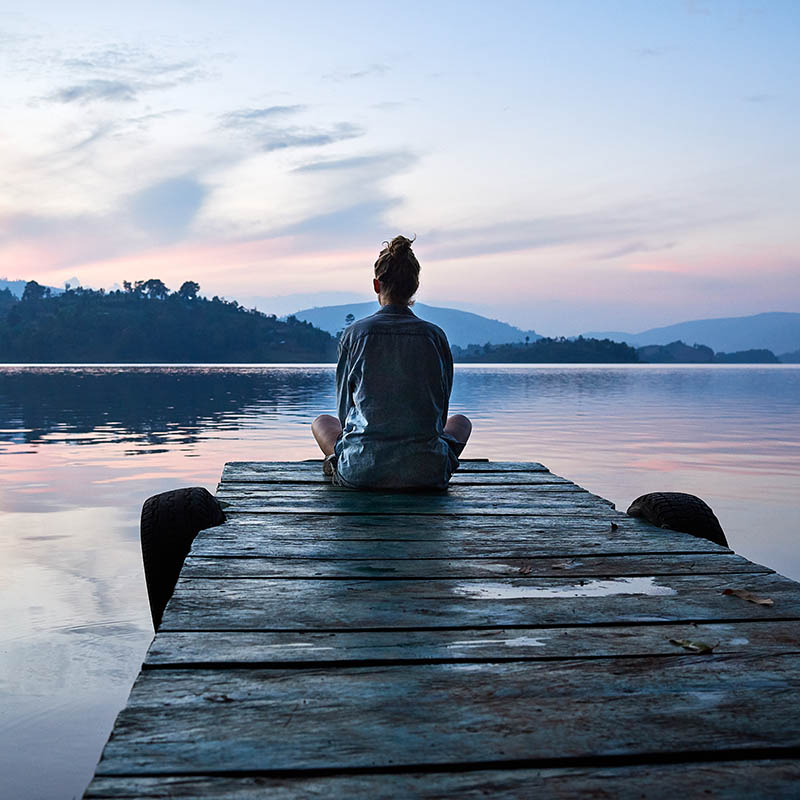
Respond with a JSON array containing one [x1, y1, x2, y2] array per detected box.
[[451, 577, 678, 599]]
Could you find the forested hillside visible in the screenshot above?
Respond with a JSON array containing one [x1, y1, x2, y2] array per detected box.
[[453, 337, 779, 363], [453, 337, 639, 363], [0, 280, 336, 362]]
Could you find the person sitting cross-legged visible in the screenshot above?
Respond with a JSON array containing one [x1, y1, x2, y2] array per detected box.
[[312, 235, 471, 489]]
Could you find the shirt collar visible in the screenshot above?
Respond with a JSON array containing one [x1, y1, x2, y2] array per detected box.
[[377, 304, 415, 316]]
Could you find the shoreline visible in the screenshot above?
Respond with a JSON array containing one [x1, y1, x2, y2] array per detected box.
[[1, 362, 798, 369]]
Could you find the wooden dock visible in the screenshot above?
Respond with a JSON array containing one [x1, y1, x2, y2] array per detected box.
[[85, 460, 800, 798]]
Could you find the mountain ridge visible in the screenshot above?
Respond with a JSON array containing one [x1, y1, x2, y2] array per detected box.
[[292, 301, 543, 348], [583, 311, 800, 355], [1, 278, 63, 297]]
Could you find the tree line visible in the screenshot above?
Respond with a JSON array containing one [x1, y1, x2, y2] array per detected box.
[[0, 280, 337, 363], [452, 337, 779, 363], [453, 336, 639, 363], [0, 283, 780, 363]]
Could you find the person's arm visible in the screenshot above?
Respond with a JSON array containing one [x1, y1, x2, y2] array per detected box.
[[335, 334, 350, 428]]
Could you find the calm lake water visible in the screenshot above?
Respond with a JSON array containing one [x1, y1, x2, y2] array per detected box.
[[1, 364, 799, 798]]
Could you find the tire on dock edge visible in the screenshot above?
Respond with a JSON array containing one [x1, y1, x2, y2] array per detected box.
[[626, 491, 728, 547], [141, 487, 225, 629]]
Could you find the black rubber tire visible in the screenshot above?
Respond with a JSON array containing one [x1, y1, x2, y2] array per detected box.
[[141, 487, 225, 629], [626, 492, 728, 547]]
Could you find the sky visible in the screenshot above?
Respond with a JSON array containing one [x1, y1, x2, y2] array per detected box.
[[1, 0, 798, 335]]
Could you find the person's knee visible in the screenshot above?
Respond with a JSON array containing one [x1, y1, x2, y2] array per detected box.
[[446, 414, 472, 444], [451, 414, 472, 434]]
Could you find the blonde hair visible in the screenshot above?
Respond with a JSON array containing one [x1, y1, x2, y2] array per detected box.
[[374, 235, 420, 304]]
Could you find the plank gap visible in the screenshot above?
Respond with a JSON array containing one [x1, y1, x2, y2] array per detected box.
[[93, 745, 800, 780], [157, 616, 800, 634], [141, 648, 800, 671], [177, 570, 774, 580]]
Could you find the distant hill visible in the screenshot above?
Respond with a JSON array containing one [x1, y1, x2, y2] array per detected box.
[[584, 312, 800, 354], [0, 281, 336, 362], [637, 341, 779, 364], [454, 337, 638, 363], [779, 349, 800, 363], [453, 338, 779, 364], [0, 278, 62, 297], [637, 341, 714, 364], [292, 302, 542, 348]]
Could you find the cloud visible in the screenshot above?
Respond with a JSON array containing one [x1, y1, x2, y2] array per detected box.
[[128, 177, 207, 240], [258, 151, 418, 244], [60, 44, 215, 84], [46, 72, 207, 104], [595, 241, 676, 260], [66, 122, 119, 152], [421, 215, 618, 260], [218, 105, 306, 128], [280, 197, 400, 238], [49, 79, 138, 103], [39, 110, 185, 170], [419, 202, 744, 261], [292, 151, 416, 173], [260, 122, 364, 151], [218, 104, 364, 152], [0, 178, 209, 270], [44, 46, 214, 104], [743, 93, 772, 103], [324, 63, 390, 81], [62, 46, 195, 76], [125, 109, 185, 127]]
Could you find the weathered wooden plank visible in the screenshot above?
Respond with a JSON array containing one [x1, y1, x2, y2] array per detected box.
[[222, 471, 574, 486], [179, 552, 771, 579], [219, 482, 592, 498], [84, 759, 800, 799], [203, 511, 658, 538], [160, 572, 799, 631], [191, 537, 732, 560], [220, 486, 614, 515], [145, 620, 800, 666], [190, 513, 731, 557], [94, 654, 800, 775], [218, 483, 593, 503], [221, 463, 570, 485], [223, 461, 549, 477]]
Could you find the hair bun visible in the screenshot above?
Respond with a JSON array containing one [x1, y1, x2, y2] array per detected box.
[[374, 235, 421, 304], [387, 234, 415, 255]]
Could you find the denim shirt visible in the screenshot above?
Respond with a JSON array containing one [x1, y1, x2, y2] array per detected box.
[[334, 304, 460, 489]]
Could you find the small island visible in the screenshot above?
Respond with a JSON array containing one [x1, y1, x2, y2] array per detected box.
[[452, 338, 779, 364]]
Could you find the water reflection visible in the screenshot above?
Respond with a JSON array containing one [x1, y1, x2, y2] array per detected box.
[[0, 364, 798, 799], [0, 366, 334, 449]]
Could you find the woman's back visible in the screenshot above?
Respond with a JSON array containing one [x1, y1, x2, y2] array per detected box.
[[334, 304, 459, 489]]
